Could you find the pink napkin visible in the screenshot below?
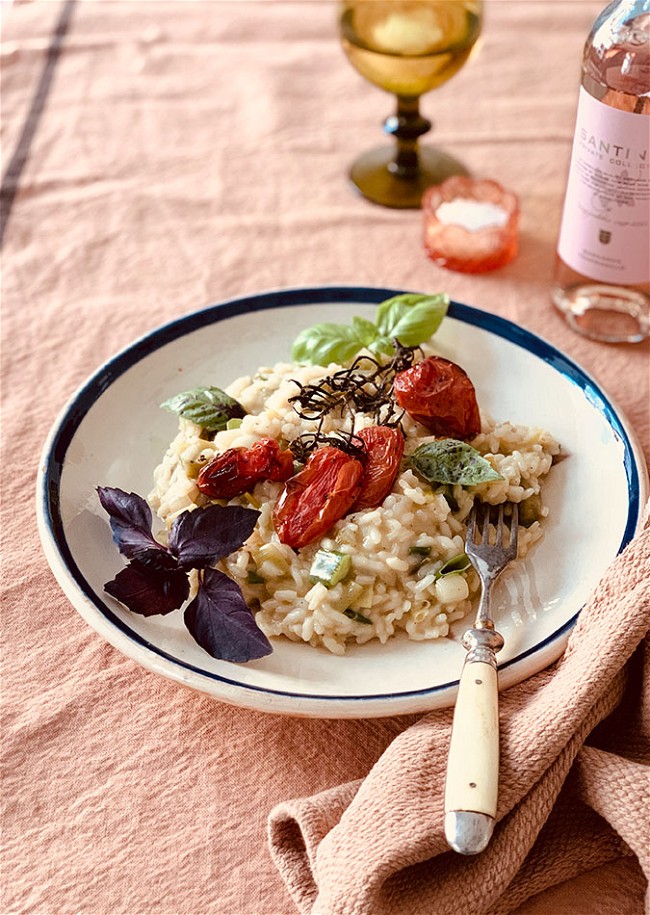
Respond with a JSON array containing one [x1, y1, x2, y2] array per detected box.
[[268, 504, 650, 915]]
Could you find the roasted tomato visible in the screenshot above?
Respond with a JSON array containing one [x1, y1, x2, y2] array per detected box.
[[273, 446, 363, 549], [352, 426, 405, 511], [197, 438, 294, 500], [393, 356, 481, 440]]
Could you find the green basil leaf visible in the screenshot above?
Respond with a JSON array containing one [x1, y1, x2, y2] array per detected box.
[[344, 608, 372, 625], [291, 322, 374, 366], [374, 293, 449, 347], [351, 315, 381, 347], [366, 335, 395, 357], [410, 439, 503, 486], [290, 293, 448, 365], [161, 386, 246, 432], [408, 545, 431, 557]]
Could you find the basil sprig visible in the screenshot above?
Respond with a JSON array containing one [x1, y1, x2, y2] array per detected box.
[[291, 293, 449, 365], [97, 486, 271, 663], [161, 386, 246, 433], [410, 439, 503, 486]]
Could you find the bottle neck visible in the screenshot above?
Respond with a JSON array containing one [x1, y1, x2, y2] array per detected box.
[[583, 0, 650, 104], [588, 0, 650, 47]]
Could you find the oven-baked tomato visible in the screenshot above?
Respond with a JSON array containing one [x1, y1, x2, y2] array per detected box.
[[197, 438, 294, 499], [393, 356, 481, 440], [273, 446, 363, 549], [352, 426, 405, 511]]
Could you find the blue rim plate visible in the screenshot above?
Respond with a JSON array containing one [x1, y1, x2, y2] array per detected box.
[[36, 286, 648, 718]]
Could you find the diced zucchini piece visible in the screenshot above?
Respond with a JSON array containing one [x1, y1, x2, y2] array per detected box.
[[339, 581, 364, 610], [435, 574, 469, 604], [257, 542, 291, 574], [434, 552, 471, 579], [325, 581, 365, 614], [355, 583, 375, 609], [519, 494, 542, 527], [308, 550, 352, 588]]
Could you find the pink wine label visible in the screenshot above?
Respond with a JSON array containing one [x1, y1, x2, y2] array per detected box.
[[558, 87, 649, 285]]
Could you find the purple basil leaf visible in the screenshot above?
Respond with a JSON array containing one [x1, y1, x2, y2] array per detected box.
[[104, 558, 189, 617], [169, 504, 260, 570], [184, 567, 272, 662], [131, 548, 181, 573], [97, 486, 163, 559]]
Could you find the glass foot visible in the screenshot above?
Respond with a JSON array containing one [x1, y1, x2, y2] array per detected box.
[[349, 144, 470, 209], [553, 284, 649, 344]]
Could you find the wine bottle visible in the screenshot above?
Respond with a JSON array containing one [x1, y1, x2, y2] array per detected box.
[[552, 0, 649, 343]]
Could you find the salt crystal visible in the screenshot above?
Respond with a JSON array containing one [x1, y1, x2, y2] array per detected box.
[[435, 199, 509, 232]]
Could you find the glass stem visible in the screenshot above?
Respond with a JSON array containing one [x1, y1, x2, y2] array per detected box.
[[383, 96, 432, 179]]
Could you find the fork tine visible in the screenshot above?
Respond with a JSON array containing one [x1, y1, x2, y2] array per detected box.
[[466, 506, 477, 544], [483, 503, 519, 550], [466, 502, 519, 556], [510, 502, 519, 552], [497, 504, 505, 543], [481, 504, 491, 544]]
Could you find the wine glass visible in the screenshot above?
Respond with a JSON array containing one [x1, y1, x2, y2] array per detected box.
[[338, 0, 483, 208]]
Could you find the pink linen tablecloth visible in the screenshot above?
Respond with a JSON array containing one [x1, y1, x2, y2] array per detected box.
[[1, 2, 648, 914]]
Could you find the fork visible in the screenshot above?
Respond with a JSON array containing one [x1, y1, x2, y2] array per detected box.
[[444, 501, 519, 856]]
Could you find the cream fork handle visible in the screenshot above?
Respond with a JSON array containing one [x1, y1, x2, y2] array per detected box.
[[444, 656, 499, 855]]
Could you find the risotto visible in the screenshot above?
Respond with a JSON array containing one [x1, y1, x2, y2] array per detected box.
[[149, 347, 560, 656]]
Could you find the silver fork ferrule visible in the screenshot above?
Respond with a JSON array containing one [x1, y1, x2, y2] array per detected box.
[[465, 646, 499, 667], [462, 626, 505, 656]]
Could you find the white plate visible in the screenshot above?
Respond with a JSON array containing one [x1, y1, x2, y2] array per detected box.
[[37, 286, 648, 718]]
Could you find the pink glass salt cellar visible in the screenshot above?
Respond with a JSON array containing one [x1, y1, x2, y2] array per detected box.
[[422, 177, 520, 273]]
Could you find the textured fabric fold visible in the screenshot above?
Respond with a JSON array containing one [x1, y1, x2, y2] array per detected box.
[[268, 508, 650, 915], [269, 781, 364, 912]]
